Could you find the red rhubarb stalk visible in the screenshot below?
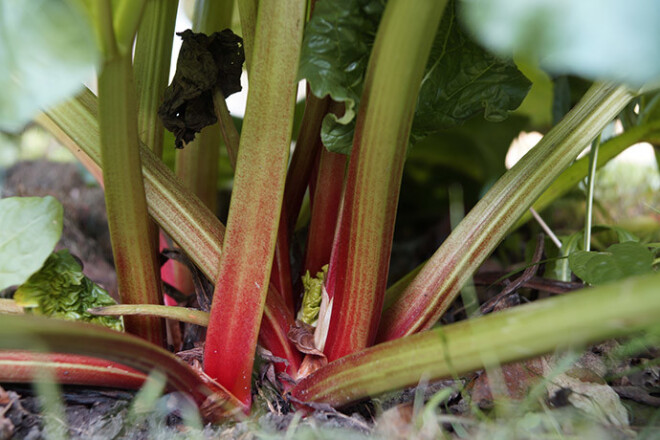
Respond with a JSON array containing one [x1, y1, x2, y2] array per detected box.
[[203, 0, 306, 407], [322, 0, 447, 361]]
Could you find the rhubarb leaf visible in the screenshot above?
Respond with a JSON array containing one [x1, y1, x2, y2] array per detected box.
[[0, 196, 63, 291], [14, 249, 124, 331], [411, 3, 531, 140], [569, 242, 654, 285], [461, 0, 660, 87], [159, 29, 244, 148], [296, 265, 328, 326], [0, 0, 99, 132], [299, 0, 529, 153], [298, 0, 385, 154]]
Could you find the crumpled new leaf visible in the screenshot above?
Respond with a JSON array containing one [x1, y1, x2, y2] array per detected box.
[[298, 0, 530, 153], [569, 241, 654, 285], [159, 29, 244, 148], [0, 196, 62, 291], [296, 265, 328, 326], [14, 249, 124, 331], [0, 0, 99, 132]]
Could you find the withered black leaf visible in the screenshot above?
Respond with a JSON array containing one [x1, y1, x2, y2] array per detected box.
[[159, 29, 244, 148]]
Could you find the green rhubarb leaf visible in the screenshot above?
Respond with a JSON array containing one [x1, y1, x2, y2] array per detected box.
[[298, 0, 385, 154], [14, 250, 124, 331], [0, 0, 100, 132], [0, 196, 63, 291], [410, 3, 530, 140], [461, 0, 660, 88], [569, 242, 654, 286], [297, 265, 328, 326], [299, 0, 530, 153]]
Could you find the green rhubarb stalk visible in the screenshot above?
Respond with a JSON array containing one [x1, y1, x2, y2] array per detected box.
[[292, 271, 660, 408], [513, 120, 660, 229], [113, 0, 148, 55], [379, 83, 635, 341], [95, 3, 163, 344], [323, 0, 447, 361], [236, 0, 257, 71], [203, 0, 306, 407], [0, 315, 245, 420], [89, 304, 210, 326], [134, 0, 178, 157]]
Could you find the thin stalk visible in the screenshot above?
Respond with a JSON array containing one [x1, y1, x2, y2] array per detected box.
[[134, 0, 179, 157], [292, 271, 660, 408], [304, 146, 346, 275], [378, 83, 635, 341], [176, 0, 235, 213], [89, 304, 210, 326], [236, 0, 257, 71], [203, 0, 306, 407], [584, 134, 601, 252], [0, 351, 146, 389], [514, 120, 660, 229], [113, 0, 148, 55], [213, 89, 240, 168], [284, 95, 330, 235], [323, 0, 447, 361], [97, 34, 164, 343], [0, 315, 245, 420], [0, 298, 23, 314]]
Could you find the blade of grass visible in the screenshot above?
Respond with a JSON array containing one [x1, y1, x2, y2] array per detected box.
[[292, 271, 660, 408], [378, 82, 636, 341], [584, 134, 601, 252], [203, 0, 306, 406], [323, 0, 448, 361]]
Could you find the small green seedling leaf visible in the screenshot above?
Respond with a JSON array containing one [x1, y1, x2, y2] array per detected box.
[[0, 196, 63, 291], [569, 242, 654, 285], [461, 0, 660, 87], [0, 0, 99, 132], [297, 265, 328, 326], [14, 249, 124, 331]]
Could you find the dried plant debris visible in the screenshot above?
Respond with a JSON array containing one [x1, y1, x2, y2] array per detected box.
[[159, 29, 244, 149]]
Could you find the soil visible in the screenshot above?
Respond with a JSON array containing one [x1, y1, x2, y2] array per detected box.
[[1, 160, 659, 439]]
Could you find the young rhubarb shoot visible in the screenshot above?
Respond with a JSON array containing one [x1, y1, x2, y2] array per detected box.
[[322, 0, 448, 361], [203, 0, 306, 406]]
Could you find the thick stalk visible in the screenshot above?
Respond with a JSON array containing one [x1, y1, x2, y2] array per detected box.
[[292, 271, 660, 407], [0, 315, 245, 420], [39, 92, 301, 376], [113, 0, 148, 55], [379, 83, 635, 341], [0, 351, 146, 390], [323, 0, 446, 361], [98, 52, 164, 345], [236, 0, 257, 71], [203, 0, 306, 407]]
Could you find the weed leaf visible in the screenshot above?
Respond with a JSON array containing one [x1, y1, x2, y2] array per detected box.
[[0, 196, 62, 291], [569, 242, 654, 285]]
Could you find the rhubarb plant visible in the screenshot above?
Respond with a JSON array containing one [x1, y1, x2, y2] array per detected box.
[[1, 0, 660, 424]]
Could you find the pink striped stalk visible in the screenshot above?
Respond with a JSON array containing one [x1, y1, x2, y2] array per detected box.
[[203, 0, 306, 407], [322, 0, 447, 361]]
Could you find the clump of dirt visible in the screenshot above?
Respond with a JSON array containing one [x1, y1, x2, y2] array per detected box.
[[1, 160, 117, 297]]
